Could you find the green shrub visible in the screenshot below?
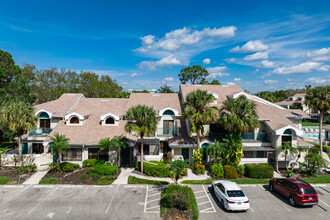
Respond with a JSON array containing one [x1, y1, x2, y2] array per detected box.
[[311, 143, 330, 153], [182, 168, 188, 176], [59, 162, 80, 172], [211, 163, 224, 179], [284, 170, 293, 177], [80, 174, 87, 180], [237, 165, 245, 176], [82, 159, 105, 167], [244, 163, 274, 179], [16, 164, 37, 173], [0, 177, 10, 184], [90, 172, 102, 181], [193, 164, 205, 175], [88, 164, 118, 177], [136, 161, 170, 177], [224, 165, 238, 179], [39, 178, 58, 184]]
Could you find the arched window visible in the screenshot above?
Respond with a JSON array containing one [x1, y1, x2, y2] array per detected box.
[[70, 117, 79, 124], [39, 112, 50, 128], [39, 112, 49, 119], [282, 129, 293, 144], [105, 117, 115, 124], [163, 110, 175, 116]]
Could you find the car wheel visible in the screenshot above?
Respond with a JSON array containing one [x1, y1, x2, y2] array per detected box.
[[289, 196, 296, 206], [269, 184, 274, 192]]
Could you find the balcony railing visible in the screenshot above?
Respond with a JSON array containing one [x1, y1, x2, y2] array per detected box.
[[209, 132, 270, 142], [28, 128, 52, 137], [157, 127, 177, 137]]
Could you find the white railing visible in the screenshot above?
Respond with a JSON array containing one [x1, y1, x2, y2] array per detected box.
[[136, 154, 162, 161], [240, 158, 268, 164]]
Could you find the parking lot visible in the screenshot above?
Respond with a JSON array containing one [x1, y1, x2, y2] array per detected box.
[[0, 183, 329, 220]]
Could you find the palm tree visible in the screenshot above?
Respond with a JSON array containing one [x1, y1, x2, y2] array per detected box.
[[305, 151, 328, 175], [305, 85, 330, 154], [125, 105, 157, 173], [276, 142, 298, 170], [0, 101, 37, 166], [99, 136, 129, 165], [49, 133, 70, 164], [222, 133, 243, 166], [292, 146, 307, 170], [218, 96, 259, 134], [170, 160, 190, 184], [182, 89, 218, 151], [206, 141, 226, 163]]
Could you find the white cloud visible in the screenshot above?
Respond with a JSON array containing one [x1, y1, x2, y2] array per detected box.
[[206, 66, 229, 78], [139, 55, 183, 70], [305, 75, 330, 85], [203, 58, 211, 65], [260, 60, 277, 68], [306, 47, 330, 61], [164, 77, 174, 82], [226, 58, 236, 63], [244, 52, 269, 61], [231, 40, 269, 53], [260, 72, 271, 78], [272, 61, 329, 75], [130, 72, 142, 77], [227, 82, 236, 85], [141, 35, 155, 45], [264, 79, 279, 85], [234, 78, 241, 82]]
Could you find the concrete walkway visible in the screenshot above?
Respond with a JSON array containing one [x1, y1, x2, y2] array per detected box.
[[23, 170, 48, 184], [113, 167, 134, 184]]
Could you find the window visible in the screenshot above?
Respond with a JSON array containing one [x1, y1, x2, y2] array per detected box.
[[105, 117, 115, 124], [32, 143, 44, 154], [257, 151, 266, 158], [163, 120, 174, 135], [227, 190, 245, 197], [40, 119, 50, 128], [70, 117, 79, 124], [301, 188, 316, 195], [62, 148, 82, 161], [163, 110, 175, 115], [88, 148, 109, 161], [289, 183, 297, 190], [216, 183, 225, 193], [138, 144, 150, 155], [243, 151, 254, 158]]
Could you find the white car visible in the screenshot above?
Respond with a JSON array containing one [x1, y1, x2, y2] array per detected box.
[[212, 180, 250, 211]]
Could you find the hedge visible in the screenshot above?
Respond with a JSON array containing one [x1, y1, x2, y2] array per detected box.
[[244, 163, 274, 179], [0, 177, 10, 184], [59, 162, 80, 172], [211, 163, 224, 179], [136, 161, 170, 177], [224, 165, 238, 179], [88, 164, 118, 177], [82, 159, 105, 167]]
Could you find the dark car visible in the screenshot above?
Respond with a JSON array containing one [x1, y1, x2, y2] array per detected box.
[[269, 178, 318, 206]]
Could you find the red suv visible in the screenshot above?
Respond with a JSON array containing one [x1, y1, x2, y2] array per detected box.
[[269, 178, 318, 206]]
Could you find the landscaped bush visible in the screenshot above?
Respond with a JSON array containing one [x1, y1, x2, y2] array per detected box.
[[237, 165, 245, 176], [193, 164, 205, 175], [16, 164, 37, 173], [59, 162, 80, 172], [211, 163, 224, 179], [87, 164, 118, 177], [0, 177, 10, 184], [312, 143, 330, 153], [161, 184, 198, 220], [39, 178, 58, 184], [136, 161, 170, 177], [224, 165, 238, 179], [244, 163, 274, 179], [182, 168, 188, 176], [82, 159, 105, 167]]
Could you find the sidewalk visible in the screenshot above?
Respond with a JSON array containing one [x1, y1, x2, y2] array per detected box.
[[113, 168, 134, 184], [23, 170, 48, 184]]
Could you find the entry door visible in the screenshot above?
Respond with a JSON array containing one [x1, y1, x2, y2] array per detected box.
[[182, 148, 189, 161], [40, 119, 50, 128], [121, 147, 132, 167]]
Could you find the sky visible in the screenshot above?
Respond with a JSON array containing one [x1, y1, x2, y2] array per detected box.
[[1, 0, 330, 93]]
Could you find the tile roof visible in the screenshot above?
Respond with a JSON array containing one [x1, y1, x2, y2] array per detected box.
[[35, 93, 84, 117]]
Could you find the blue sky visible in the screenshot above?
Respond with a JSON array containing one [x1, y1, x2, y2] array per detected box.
[[1, 0, 330, 92]]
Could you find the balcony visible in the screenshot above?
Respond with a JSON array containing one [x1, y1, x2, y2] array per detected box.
[[209, 132, 270, 142], [28, 128, 52, 137], [157, 127, 177, 137]]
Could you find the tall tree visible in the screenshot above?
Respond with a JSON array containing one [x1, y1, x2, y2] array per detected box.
[[305, 85, 330, 154], [218, 96, 259, 134], [49, 133, 70, 164], [222, 133, 243, 166], [158, 85, 175, 93], [291, 102, 303, 110], [276, 141, 298, 170], [0, 101, 37, 166], [125, 105, 157, 173], [182, 89, 218, 151], [178, 65, 209, 84], [206, 140, 226, 163], [99, 136, 129, 165]]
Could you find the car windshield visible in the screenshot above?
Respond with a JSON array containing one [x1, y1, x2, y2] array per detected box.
[[227, 190, 245, 197], [301, 188, 316, 195]]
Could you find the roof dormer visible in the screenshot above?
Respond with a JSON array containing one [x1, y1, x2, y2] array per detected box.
[[65, 112, 84, 125], [158, 107, 180, 117], [100, 112, 120, 126]]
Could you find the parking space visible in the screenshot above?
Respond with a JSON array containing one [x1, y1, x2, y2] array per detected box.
[[190, 184, 216, 213]]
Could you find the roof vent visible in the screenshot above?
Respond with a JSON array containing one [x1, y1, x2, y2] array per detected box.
[[101, 100, 109, 102], [67, 94, 76, 96], [152, 94, 160, 97], [222, 85, 229, 87]]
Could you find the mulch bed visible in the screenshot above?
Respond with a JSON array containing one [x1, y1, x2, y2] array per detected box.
[[163, 209, 191, 220], [42, 167, 121, 185], [0, 167, 35, 184]]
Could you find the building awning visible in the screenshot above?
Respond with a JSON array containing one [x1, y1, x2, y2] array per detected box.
[[243, 146, 276, 151], [137, 138, 160, 146]]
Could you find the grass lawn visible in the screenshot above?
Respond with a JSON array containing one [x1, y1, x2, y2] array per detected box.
[[181, 178, 270, 184], [302, 122, 326, 126], [127, 176, 169, 185], [0, 177, 10, 184], [301, 175, 330, 184], [39, 178, 58, 184]]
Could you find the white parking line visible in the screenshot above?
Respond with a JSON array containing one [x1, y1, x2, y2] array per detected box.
[[94, 185, 113, 188], [3, 185, 24, 188], [105, 184, 120, 213], [148, 192, 161, 197], [147, 198, 160, 203], [123, 185, 145, 188], [198, 201, 210, 206], [146, 205, 160, 210], [250, 207, 255, 212], [67, 186, 90, 213], [201, 185, 216, 213], [196, 195, 207, 199], [144, 186, 149, 213], [319, 199, 330, 207], [144, 185, 161, 214], [2, 184, 32, 205], [194, 190, 205, 194], [258, 184, 291, 212], [29, 186, 59, 214]]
